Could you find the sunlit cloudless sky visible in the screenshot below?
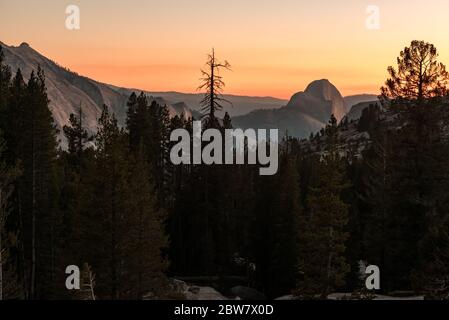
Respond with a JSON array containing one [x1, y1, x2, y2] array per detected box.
[[2, 0, 449, 98]]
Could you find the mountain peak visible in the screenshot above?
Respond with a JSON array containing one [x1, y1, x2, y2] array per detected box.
[[304, 79, 340, 101], [310, 78, 330, 84], [286, 79, 346, 122]]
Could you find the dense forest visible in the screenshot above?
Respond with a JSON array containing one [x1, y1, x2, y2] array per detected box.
[[0, 40, 449, 300]]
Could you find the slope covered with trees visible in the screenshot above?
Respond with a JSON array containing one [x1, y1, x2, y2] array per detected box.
[[1, 41, 449, 300]]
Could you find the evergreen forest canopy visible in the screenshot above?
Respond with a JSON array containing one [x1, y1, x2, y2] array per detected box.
[[0, 40, 449, 300]]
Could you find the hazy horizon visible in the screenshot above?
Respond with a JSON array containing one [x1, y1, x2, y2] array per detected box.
[[0, 40, 381, 100], [2, 0, 449, 99]]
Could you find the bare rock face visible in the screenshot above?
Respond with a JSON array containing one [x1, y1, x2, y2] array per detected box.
[[1, 41, 194, 147], [2, 42, 122, 136], [233, 79, 348, 139], [343, 101, 379, 123], [287, 79, 346, 122], [343, 94, 379, 113]]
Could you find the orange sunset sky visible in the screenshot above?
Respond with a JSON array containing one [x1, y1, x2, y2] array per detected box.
[[1, 0, 449, 99]]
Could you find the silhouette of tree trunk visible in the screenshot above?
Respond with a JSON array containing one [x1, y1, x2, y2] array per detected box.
[[198, 49, 232, 128]]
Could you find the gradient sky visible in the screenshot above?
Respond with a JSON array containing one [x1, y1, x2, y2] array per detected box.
[[2, 0, 449, 98]]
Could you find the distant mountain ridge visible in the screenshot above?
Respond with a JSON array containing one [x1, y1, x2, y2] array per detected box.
[[1, 41, 377, 142], [1, 41, 287, 138], [343, 101, 379, 123], [1, 42, 194, 135], [144, 91, 288, 117], [234, 79, 352, 138], [343, 94, 379, 113]]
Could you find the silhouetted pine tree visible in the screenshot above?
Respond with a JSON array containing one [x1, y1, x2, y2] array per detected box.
[[88, 105, 129, 299], [126, 93, 171, 205], [253, 143, 300, 298], [198, 49, 232, 128], [296, 116, 350, 297], [0, 132, 21, 300], [2, 69, 26, 164], [126, 92, 149, 152], [57, 108, 94, 297], [381, 40, 449, 103], [394, 99, 449, 293], [0, 46, 12, 134], [63, 106, 90, 160], [378, 41, 449, 291], [6, 66, 60, 299], [87, 105, 169, 299], [356, 131, 392, 291], [122, 150, 168, 299]]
